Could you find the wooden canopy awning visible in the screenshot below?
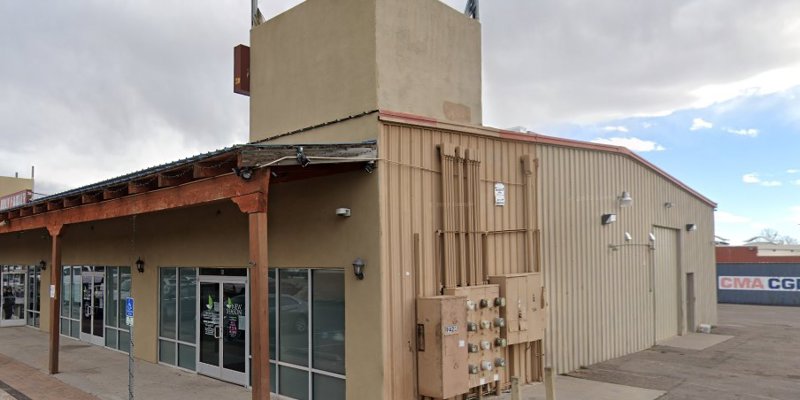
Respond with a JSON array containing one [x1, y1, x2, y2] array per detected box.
[[0, 141, 376, 234]]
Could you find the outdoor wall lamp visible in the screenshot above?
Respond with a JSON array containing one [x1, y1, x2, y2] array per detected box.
[[686, 224, 698, 232], [352, 257, 365, 280], [618, 191, 633, 208], [233, 167, 254, 181], [624, 232, 632, 242], [601, 213, 617, 225], [136, 257, 145, 273], [664, 202, 674, 209], [39, 260, 46, 271]]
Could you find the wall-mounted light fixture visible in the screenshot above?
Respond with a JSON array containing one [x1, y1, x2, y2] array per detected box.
[[296, 147, 311, 167], [135, 257, 145, 273], [624, 232, 632, 242], [649, 232, 656, 242], [601, 213, 617, 225], [39, 260, 47, 271], [618, 191, 633, 208], [352, 257, 365, 280], [686, 224, 698, 232], [664, 202, 674, 209]]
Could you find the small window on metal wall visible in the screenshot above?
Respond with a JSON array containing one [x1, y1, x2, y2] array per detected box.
[[158, 267, 198, 371], [104, 267, 132, 353], [268, 268, 345, 400]]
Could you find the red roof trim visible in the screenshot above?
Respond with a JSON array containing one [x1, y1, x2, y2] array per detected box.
[[378, 110, 717, 208]]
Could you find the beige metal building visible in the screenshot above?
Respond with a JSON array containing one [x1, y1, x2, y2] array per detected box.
[[0, 1, 716, 399]]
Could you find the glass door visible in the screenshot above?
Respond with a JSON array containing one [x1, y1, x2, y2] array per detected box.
[[80, 266, 105, 345], [197, 276, 249, 386], [1, 266, 27, 327]]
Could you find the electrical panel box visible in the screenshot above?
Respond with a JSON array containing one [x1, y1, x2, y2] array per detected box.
[[417, 295, 469, 399], [488, 273, 545, 345], [443, 285, 505, 389]]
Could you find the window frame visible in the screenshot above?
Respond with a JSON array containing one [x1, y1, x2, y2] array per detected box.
[[158, 267, 198, 372]]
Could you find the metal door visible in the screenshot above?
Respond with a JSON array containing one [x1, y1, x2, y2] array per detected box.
[[80, 266, 105, 346], [686, 273, 695, 333], [653, 227, 680, 342], [1, 266, 27, 327], [197, 276, 249, 386]]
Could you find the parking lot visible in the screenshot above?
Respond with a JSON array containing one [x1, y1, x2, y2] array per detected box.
[[563, 304, 800, 399]]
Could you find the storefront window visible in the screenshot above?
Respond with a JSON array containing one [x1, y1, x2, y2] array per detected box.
[[26, 265, 41, 327], [60, 266, 80, 338], [269, 268, 345, 400], [1, 266, 26, 324], [159, 267, 197, 370], [105, 267, 131, 353]]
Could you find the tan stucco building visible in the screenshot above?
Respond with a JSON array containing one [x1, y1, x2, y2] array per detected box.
[[0, 1, 717, 399]]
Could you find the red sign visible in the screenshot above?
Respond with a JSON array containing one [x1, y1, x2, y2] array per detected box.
[[0, 190, 32, 211]]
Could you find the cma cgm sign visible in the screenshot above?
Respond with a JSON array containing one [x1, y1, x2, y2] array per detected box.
[[719, 276, 800, 291]]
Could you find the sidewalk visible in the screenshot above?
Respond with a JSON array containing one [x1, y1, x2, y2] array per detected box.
[[0, 327, 250, 400], [0, 352, 97, 400]]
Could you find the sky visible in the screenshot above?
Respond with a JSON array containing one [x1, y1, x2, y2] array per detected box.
[[1, 0, 799, 245]]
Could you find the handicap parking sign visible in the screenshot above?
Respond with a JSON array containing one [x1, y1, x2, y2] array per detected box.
[[126, 298, 134, 326]]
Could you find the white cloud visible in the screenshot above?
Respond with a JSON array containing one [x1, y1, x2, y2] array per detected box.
[[690, 63, 800, 109], [690, 118, 713, 130], [792, 179, 800, 185], [724, 127, 759, 137], [788, 169, 799, 174], [642, 122, 653, 129], [742, 173, 761, 183], [761, 180, 783, 187], [590, 137, 665, 152], [715, 211, 751, 224], [602, 125, 629, 133]]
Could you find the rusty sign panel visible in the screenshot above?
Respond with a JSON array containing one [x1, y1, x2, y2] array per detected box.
[[234, 44, 250, 96], [0, 190, 32, 211]]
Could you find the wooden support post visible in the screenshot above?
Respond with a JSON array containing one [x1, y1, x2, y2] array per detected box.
[[233, 168, 270, 400], [47, 224, 63, 375]]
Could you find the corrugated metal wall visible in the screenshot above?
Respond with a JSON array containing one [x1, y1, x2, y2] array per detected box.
[[536, 144, 716, 374], [378, 121, 717, 398], [654, 226, 679, 341]]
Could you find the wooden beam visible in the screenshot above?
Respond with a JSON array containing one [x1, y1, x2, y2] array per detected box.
[[247, 169, 270, 400], [63, 196, 82, 208], [81, 192, 102, 205], [0, 170, 268, 235], [19, 207, 33, 217], [48, 224, 63, 375], [128, 178, 158, 194], [157, 168, 194, 188], [192, 157, 236, 179], [46, 201, 63, 212], [32, 203, 47, 214], [102, 186, 129, 200]]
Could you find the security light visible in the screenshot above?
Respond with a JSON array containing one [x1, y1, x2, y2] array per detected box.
[[352, 257, 365, 280], [618, 191, 633, 207], [649, 232, 656, 242], [624, 232, 632, 242], [136, 257, 145, 273], [296, 147, 311, 167], [39, 260, 47, 271], [686, 224, 698, 232], [601, 213, 617, 225]]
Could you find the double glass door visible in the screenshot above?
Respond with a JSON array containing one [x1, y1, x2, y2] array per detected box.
[[197, 276, 248, 386], [1, 266, 26, 327], [80, 266, 105, 346]]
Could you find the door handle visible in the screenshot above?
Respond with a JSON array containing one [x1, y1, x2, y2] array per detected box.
[[214, 326, 221, 339]]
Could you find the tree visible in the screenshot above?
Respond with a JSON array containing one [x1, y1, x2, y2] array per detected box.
[[745, 228, 799, 245]]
